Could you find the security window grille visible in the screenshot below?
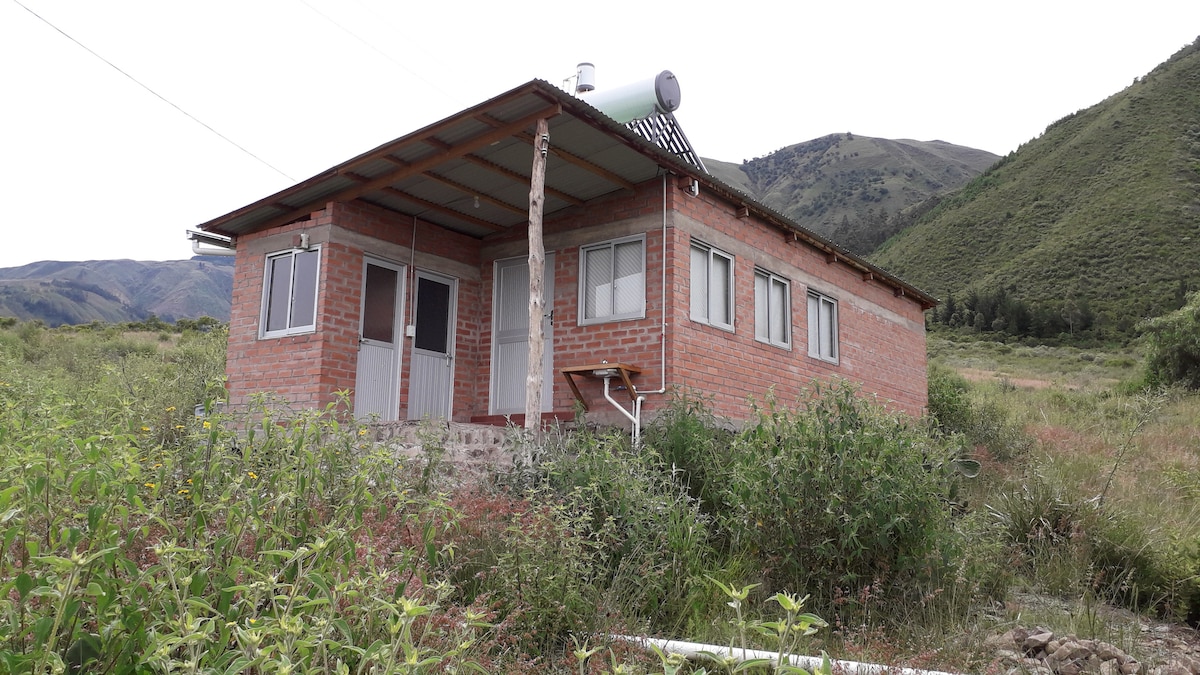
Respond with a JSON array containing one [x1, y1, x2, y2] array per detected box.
[[690, 242, 733, 330], [579, 236, 645, 324], [755, 269, 790, 348], [261, 248, 320, 337], [807, 290, 839, 363]]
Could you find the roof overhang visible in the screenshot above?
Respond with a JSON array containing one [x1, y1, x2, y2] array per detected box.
[[197, 79, 936, 309]]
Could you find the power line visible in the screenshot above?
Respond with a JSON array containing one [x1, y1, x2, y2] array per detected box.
[[296, 0, 463, 108], [11, 0, 295, 182]]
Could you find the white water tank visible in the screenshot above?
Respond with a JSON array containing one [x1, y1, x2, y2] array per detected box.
[[581, 70, 681, 123]]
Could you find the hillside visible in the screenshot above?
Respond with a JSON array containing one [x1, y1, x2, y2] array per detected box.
[[873, 38, 1200, 338], [705, 135, 998, 253], [0, 257, 233, 325]]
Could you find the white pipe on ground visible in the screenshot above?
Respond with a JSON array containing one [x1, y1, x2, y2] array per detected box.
[[611, 635, 963, 675]]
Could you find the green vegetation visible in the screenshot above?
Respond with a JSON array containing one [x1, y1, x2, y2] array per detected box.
[[1142, 289, 1200, 389], [0, 257, 233, 326], [3, 323, 1200, 673], [705, 134, 996, 252], [874, 38, 1200, 343]]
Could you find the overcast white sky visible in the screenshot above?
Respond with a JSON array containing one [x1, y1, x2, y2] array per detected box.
[[2, 0, 1198, 269]]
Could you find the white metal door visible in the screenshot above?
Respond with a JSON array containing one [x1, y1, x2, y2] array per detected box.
[[490, 255, 554, 415], [407, 271, 456, 420], [354, 258, 405, 420]]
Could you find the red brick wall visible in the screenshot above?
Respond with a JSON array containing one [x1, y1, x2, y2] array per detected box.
[[225, 178, 928, 425], [225, 202, 484, 419], [480, 178, 928, 424], [667, 182, 929, 418]]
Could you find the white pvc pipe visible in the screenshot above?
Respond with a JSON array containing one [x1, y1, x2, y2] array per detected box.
[[639, 173, 671, 396], [191, 240, 236, 257], [612, 635, 962, 675], [602, 376, 644, 446]]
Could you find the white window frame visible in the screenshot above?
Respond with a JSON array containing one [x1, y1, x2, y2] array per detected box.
[[690, 240, 734, 331], [260, 246, 321, 338], [578, 235, 646, 325], [807, 290, 839, 363], [755, 268, 791, 349]]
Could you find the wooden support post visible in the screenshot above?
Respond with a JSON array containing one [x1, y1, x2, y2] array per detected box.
[[525, 118, 549, 433]]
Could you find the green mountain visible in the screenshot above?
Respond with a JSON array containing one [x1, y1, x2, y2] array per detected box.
[[0, 258, 233, 326], [705, 135, 998, 252], [872, 38, 1200, 338]]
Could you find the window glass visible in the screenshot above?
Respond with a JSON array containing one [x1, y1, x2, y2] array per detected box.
[[580, 236, 645, 323], [290, 250, 319, 329], [807, 291, 838, 362], [755, 269, 790, 348], [261, 247, 320, 338], [690, 241, 733, 330], [362, 263, 398, 343], [265, 255, 293, 333], [414, 277, 452, 353]]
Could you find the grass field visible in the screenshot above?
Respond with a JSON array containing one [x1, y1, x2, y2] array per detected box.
[[2, 323, 1198, 673]]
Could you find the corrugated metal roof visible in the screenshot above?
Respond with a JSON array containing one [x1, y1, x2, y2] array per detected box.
[[197, 79, 935, 307]]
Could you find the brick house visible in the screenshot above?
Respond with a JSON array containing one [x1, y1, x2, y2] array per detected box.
[[195, 79, 935, 428]]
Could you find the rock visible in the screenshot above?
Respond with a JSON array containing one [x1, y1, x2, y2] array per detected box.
[[986, 630, 1018, 649], [1024, 630, 1055, 654], [1098, 644, 1131, 663]]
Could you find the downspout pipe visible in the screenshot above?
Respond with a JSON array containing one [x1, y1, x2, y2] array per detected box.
[[637, 172, 672, 396], [612, 635, 962, 675]]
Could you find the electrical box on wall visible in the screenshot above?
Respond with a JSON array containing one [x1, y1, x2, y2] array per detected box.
[[405, 325, 416, 337]]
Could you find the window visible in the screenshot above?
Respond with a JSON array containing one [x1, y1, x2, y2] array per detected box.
[[807, 290, 839, 363], [261, 247, 320, 337], [579, 236, 645, 324], [755, 269, 790, 348], [690, 241, 734, 330]]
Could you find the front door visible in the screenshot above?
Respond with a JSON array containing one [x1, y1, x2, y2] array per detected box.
[[490, 255, 554, 415], [354, 258, 405, 420], [407, 271, 456, 420]]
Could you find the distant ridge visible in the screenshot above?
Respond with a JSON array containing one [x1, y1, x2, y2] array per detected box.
[[704, 135, 998, 254], [872, 37, 1200, 336], [0, 257, 232, 326]]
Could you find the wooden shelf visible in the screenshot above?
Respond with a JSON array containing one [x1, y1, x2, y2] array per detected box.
[[560, 362, 641, 411]]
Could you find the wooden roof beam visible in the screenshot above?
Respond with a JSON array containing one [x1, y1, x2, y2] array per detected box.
[[254, 105, 561, 233], [378, 187, 507, 233], [514, 130, 637, 191], [460, 154, 586, 206], [376, 156, 528, 217], [420, 173, 527, 216]]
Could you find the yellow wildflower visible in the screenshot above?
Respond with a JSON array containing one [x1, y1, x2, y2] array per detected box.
[[186, 478, 193, 484], [144, 482, 156, 489], [358, 429, 368, 436], [202, 420, 211, 429], [165, 406, 176, 412], [248, 471, 258, 480], [177, 489, 189, 495], [140, 426, 151, 432], [153, 463, 162, 469]]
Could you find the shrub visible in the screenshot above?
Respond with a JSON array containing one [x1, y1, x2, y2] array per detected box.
[[927, 364, 1031, 461], [1141, 289, 1200, 389], [711, 380, 968, 621], [526, 426, 716, 635], [987, 470, 1200, 619]]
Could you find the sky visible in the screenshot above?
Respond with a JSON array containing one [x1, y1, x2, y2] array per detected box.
[[2, 0, 1198, 269]]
